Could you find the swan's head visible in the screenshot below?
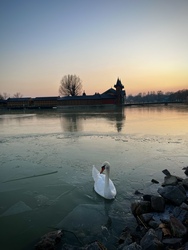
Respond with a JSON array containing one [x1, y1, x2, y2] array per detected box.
[[100, 161, 110, 174]]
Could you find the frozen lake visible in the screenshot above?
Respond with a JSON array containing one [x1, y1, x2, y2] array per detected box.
[[0, 104, 188, 249]]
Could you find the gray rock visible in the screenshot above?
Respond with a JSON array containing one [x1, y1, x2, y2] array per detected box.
[[178, 184, 186, 194], [169, 215, 187, 237], [162, 175, 178, 186], [131, 201, 151, 216], [131, 202, 138, 216], [122, 242, 142, 250], [152, 204, 175, 223], [151, 179, 159, 184], [142, 194, 152, 202], [118, 227, 133, 246], [140, 213, 153, 223], [151, 196, 165, 212], [62, 241, 107, 250], [143, 195, 152, 202], [162, 238, 182, 248], [118, 238, 133, 250], [158, 185, 186, 206], [148, 220, 160, 229], [118, 237, 133, 250], [85, 241, 107, 250], [61, 244, 84, 250], [35, 230, 63, 250], [140, 229, 163, 250], [172, 206, 188, 222], [180, 202, 188, 210], [134, 190, 143, 195], [154, 228, 163, 241], [182, 178, 188, 189], [184, 166, 188, 176], [183, 242, 188, 250], [174, 175, 184, 182], [162, 169, 171, 176]]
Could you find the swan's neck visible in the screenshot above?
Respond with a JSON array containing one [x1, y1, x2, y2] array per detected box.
[[105, 169, 110, 188]]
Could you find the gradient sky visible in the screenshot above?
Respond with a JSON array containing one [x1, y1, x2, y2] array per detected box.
[[0, 0, 188, 97]]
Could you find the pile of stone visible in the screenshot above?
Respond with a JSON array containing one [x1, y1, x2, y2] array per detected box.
[[35, 230, 63, 250], [35, 167, 188, 250], [35, 230, 107, 250], [118, 167, 188, 250]]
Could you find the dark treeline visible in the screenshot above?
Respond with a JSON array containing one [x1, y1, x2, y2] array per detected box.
[[126, 89, 188, 103]]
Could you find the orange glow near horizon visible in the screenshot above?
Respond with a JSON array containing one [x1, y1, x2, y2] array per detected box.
[[0, 1, 188, 98]]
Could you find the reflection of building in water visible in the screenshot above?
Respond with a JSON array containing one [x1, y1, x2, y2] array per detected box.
[[4, 78, 126, 110], [114, 107, 126, 132], [105, 107, 126, 132], [60, 113, 83, 132], [60, 107, 126, 133]]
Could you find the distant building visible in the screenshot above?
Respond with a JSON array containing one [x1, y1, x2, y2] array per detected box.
[[58, 93, 116, 108], [0, 99, 7, 108], [33, 96, 59, 109], [114, 78, 126, 105], [4, 78, 126, 109], [7, 97, 32, 109], [58, 78, 126, 108]]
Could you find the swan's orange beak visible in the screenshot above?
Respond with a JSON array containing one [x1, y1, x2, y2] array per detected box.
[[100, 165, 105, 174]]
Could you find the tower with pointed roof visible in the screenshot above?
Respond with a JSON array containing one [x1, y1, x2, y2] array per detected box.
[[114, 78, 126, 105]]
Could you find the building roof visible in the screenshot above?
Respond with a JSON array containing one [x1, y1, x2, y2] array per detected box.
[[34, 96, 59, 101], [7, 97, 31, 102], [102, 88, 116, 95], [114, 78, 124, 89], [58, 93, 116, 101]]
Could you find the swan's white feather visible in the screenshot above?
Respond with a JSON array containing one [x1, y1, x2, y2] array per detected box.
[[92, 165, 116, 199]]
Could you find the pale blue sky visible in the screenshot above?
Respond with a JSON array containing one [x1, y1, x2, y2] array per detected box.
[[0, 0, 188, 97]]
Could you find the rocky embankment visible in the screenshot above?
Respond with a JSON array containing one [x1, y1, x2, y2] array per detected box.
[[117, 167, 188, 250], [35, 167, 188, 250]]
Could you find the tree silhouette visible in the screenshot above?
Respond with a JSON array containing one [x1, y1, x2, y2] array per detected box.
[[59, 74, 82, 96], [126, 89, 188, 103], [0, 92, 9, 100], [13, 92, 23, 98]]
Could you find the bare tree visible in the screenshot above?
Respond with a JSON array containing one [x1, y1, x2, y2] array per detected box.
[[0, 92, 9, 100], [59, 74, 82, 96], [13, 92, 23, 98]]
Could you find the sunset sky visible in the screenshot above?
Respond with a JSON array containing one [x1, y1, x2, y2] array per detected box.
[[0, 0, 188, 97]]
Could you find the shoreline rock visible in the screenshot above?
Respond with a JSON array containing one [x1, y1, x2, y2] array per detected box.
[[35, 167, 188, 250], [119, 168, 188, 250]]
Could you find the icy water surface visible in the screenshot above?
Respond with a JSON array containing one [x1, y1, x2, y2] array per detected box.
[[0, 104, 188, 249]]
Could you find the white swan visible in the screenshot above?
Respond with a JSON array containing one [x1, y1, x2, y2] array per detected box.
[[92, 161, 117, 199]]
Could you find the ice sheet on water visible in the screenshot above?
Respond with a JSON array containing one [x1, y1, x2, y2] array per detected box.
[[0, 201, 32, 217], [57, 204, 108, 232], [34, 194, 52, 207], [0, 114, 36, 119]]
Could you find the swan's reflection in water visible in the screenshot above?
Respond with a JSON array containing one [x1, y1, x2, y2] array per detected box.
[[56, 197, 126, 248]]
